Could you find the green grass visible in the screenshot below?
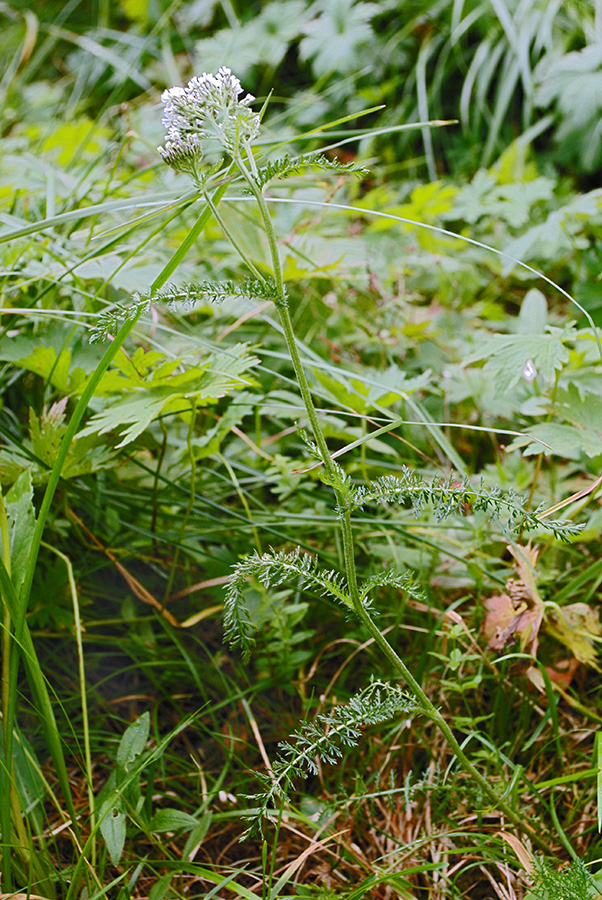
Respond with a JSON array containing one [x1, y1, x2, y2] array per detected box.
[[2, 2, 602, 899]]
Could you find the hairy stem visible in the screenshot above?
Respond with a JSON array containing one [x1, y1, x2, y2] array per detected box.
[[236, 153, 553, 854]]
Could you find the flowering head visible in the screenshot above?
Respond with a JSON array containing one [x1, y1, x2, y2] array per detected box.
[[158, 67, 260, 177]]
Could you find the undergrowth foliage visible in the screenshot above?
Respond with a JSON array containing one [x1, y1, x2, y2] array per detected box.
[[152, 67, 578, 850], [224, 547, 424, 663], [4, 10, 602, 892], [242, 680, 419, 838], [529, 858, 598, 900]]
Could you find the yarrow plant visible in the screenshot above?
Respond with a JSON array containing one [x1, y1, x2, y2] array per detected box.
[[158, 66, 260, 180], [154, 70, 574, 848]]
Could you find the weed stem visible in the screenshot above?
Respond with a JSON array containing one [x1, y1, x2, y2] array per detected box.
[[235, 155, 555, 856]]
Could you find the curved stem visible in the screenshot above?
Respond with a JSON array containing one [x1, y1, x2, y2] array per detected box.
[[235, 156, 554, 855]]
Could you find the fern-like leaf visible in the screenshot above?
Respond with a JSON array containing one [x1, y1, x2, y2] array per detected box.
[[149, 278, 282, 310], [224, 548, 351, 662], [528, 857, 596, 900], [90, 296, 151, 343], [359, 567, 425, 604], [91, 279, 282, 341], [296, 425, 320, 460], [256, 153, 369, 189], [241, 680, 419, 838], [343, 468, 582, 541]]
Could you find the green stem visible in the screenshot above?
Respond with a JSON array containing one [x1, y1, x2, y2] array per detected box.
[[236, 152, 554, 855], [219, 452, 262, 553], [5, 312, 144, 847], [163, 399, 198, 602], [42, 542, 96, 869], [0, 487, 15, 891]]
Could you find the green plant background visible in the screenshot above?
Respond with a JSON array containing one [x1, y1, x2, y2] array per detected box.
[[2, 0, 602, 898]]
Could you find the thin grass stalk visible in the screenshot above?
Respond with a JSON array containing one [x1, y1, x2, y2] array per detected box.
[[2, 311, 144, 864], [0, 486, 12, 887], [0, 491, 50, 893], [42, 542, 96, 868], [163, 398, 199, 601], [219, 452, 262, 554]]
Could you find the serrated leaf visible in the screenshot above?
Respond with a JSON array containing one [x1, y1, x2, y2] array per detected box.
[[452, 172, 553, 227], [29, 399, 68, 465], [299, 0, 378, 77], [0, 341, 87, 394], [507, 422, 602, 459], [150, 808, 200, 833], [99, 798, 127, 866], [194, 0, 307, 78], [193, 392, 256, 460], [535, 45, 602, 169], [510, 385, 602, 458], [451, 170, 498, 223], [117, 711, 150, 772], [557, 385, 602, 450], [79, 345, 258, 447], [503, 188, 602, 268], [314, 365, 430, 414], [466, 327, 574, 393], [371, 182, 460, 248]]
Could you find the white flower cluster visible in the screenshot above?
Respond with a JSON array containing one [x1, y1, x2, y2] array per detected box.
[[158, 67, 260, 175]]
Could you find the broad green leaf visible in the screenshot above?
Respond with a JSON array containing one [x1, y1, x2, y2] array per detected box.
[[117, 711, 150, 772], [518, 289, 547, 334], [79, 344, 258, 447], [5, 469, 36, 593], [194, 1, 307, 78], [182, 813, 213, 861], [99, 798, 127, 866], [510, 386, 602, 458], [503, 188, 602, 269], [193, 392, 256, 460], [150, 808, 200, 833], [29, 400, 68, 467], [452, 171, 553, 227], [506, 423, 602, 459], [558, 385, 602, 450], [314, 366, 430, 414], [370, 181, 461, 250], [450, 170, 497, 224], [465, 326, 574, 393], [149, 874, 174, 900], [0, 342, 87, 395], [0, 400, 117, 486], [535, 45, 602, 171], [299, 0, 378, 77], [490, 140, 541, 185]]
